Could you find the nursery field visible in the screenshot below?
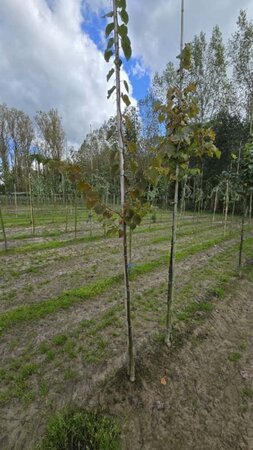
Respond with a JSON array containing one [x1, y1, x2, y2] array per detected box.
[[0, 205, 253, 449]]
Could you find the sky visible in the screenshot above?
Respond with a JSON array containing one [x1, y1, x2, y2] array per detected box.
[[0, 0, 252, 147]]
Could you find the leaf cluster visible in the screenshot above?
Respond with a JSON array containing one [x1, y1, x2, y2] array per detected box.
[[147, 81, 220, 183], [104, 0, 132, 108]]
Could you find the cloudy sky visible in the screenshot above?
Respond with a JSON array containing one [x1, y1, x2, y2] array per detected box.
[[0, 0, 252, 146]]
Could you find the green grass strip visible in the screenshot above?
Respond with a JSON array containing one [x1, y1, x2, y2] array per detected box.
[[0, 231, 242, 333], [0, 235, 101, 256], [0, 275, 122, 332]]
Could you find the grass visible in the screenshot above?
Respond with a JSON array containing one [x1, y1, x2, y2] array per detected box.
[[38, 408, 121, 450], [0, 233, 252, 408], [177, 301, 214, 322], [228, 352, 242, 362], [0, 275, 122, 333], [0, 231, 249, 334], [0, 234, 101, 256]]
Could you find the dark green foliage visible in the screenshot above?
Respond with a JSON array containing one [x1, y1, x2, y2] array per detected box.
[[203, 111, 249, 187], [39, 409, 121, 450]]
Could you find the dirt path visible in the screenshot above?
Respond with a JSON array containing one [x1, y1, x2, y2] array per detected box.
[[101, 275, 253, 449]]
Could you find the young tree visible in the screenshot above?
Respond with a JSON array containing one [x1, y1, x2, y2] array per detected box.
[[105, 0, 137, 381]]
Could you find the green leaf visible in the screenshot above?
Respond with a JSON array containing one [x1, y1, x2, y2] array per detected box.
[[104, 49, 113, 62], [116, 0, 126, 8], [123, 80, 129, 93], [121, 36, 132, 60], [107, 68, 115, 82], [94, 204, 106, 215], [107, 85, 116, 99], [214, 148, 221, 159], [102, 11, 114, 18], [119, 9, 129, 24], [107, 37, 114, 50], [118, 24, 128, 38], [106, 226, 119, 237], [105, 22, 115, 38], [121, 93, 131, 107]]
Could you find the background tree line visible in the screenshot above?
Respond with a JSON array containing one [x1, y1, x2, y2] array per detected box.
[[0, 9, 252, 211]]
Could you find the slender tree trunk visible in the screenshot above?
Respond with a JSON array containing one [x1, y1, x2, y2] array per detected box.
[[232, 144, 242, 220], [180, 175, 187, 218], [14, 183, 18, 218], [224, 180, 229, 235], [212, 188, 218, 224], [113, 0, 135, 381], [65, 197, 68, 233], [165, 164, 179, 346], [239, 200, 247, 277], [28, 173, 35, 235], [74, 192, 78, 238], [0, 204, 7, 250]]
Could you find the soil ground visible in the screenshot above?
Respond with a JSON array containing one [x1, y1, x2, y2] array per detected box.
[[0, 209, 252, 449], [101, 274, 253, 450]]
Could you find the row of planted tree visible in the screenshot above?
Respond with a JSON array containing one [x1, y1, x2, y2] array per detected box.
[[0, 1, 253, 382]]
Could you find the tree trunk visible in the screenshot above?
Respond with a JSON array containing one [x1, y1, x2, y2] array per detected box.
[[113, 0, 135, 381], [212, 188, 218, 224], [74, 193, 78, 238], [223, 180, 229, 235], [165, 165, 179, 346], [238, 200, 247, 277], [14, 183, 18, 218], [0, 204, 7, 250], [180, 175, 187, 218], [28, 173, 35, 235]]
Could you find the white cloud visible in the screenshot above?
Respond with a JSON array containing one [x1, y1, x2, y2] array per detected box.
[[131, 61, 149, 79], [0, 0, 252, 147], [0, 0, 133, 146], [127, 0, 253, 73]]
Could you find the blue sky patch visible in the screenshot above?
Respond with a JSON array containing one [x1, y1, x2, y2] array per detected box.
[[82, 9, 150, 103]]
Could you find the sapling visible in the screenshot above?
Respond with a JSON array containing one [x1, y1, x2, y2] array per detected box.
[[151, 37, 220, 345]]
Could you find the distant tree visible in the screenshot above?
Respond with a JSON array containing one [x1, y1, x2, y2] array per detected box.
[[35, 109, 66, 160], [189, 26, 230, 122], [229, 10, 253, 126], [0, 104, 11, 192]]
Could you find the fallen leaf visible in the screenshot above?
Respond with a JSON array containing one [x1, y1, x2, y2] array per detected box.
[[160, 377, 167, 385]]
